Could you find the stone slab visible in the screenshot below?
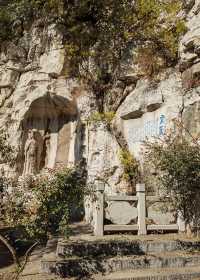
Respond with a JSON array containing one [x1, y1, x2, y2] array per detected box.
[[147, 202, 176, 225], [99, 266, 200, 280], [105, 201, 138, 225], [104, 225, 138, 231]]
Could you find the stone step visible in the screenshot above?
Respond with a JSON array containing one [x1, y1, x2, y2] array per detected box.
[[96, 266, 200, 280], [41, 251, 200, 278], [56, 239, 200, 258]]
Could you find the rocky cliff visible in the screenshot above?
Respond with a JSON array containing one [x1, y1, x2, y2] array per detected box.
[[0, 0, 200, 220]]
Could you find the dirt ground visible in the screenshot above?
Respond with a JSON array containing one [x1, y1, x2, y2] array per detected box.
[[0, 247, 63, 280]]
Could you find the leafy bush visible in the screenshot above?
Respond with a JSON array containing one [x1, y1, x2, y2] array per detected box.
[[144, 128, 200, 232], [0, 129, 16, 166], [0, 7, 13, 41], [0, 0, 186, 79], [119, 149, 140, 188], [3, 166, 87, 242], [0, 0, 187, 115], [88, 111, 115, 125]]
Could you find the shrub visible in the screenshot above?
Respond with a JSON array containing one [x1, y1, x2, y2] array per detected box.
[[144, 127, 200, 233], [135, 46, 166, 78], [88, 111, 115, 125], [0, 7, 12, 41], [3, 166, 87, 242], [119, 149, 140, 188], [0, 0, 186, 81], [0, 129, 16, 166]]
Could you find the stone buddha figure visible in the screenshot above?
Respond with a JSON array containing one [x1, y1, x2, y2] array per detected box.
[[43, 130, 51, 167], [23, 129, 40, 176]]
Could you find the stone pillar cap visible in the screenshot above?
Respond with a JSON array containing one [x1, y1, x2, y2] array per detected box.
[[95, 180, 105, 192], [136, 183, 145, 192]]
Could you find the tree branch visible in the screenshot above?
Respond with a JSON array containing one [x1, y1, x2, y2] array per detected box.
[[0, 233, 19, 266]]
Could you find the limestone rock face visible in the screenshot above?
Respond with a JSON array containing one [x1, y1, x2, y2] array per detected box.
[[112, 0, 200, 160], [86, 122, 127, 194], [0, 22, 84, 175], [1, 1, 200, 218], [114, 71, 183, 160], [0, 19, 126, 194], [180, 0, 200, 72]]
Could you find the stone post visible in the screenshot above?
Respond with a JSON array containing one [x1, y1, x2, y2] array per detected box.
[[136, 183, 147, 235], [177, 211, 186, 233], [93, 181, 105, 236]]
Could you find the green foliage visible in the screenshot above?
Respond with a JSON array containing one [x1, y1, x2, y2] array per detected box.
[[3, 166, 87, 241], [119, 149, 140, 186], [0, 0, 186, 79], [144, 132, 200, 228], [88, 111, 115, 125], [133, 0, 187, 77], [0, 129, 15, 165], [0, 0, 187, 115], [135, 46, 165, 78], [0, 6, 13, 41]]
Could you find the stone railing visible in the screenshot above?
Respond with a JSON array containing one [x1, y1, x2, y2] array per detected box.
[[93, 182, 185, 236]]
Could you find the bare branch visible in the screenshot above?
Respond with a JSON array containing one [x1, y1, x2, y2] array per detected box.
[[14, 241, 39, 280], [0, 233, 19, 266]]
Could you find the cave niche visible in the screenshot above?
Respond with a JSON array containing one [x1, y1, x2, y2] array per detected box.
[[19, 94, 78, 175]]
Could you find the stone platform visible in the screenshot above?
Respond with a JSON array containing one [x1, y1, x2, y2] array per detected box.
[[41, 223, 200, 279]]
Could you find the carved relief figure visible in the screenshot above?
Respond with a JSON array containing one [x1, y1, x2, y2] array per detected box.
[[23, 129, 40, 176], [44, 131, 51, 167]]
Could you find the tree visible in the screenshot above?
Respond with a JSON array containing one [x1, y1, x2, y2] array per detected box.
[[1, 0, 186, 79], [144, 122, 200, 235]]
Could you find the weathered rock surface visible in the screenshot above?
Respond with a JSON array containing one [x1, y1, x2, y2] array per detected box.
[[114, 71, 183, 159], [1, 0, 200, 224], [112, 0, 200, 168]]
